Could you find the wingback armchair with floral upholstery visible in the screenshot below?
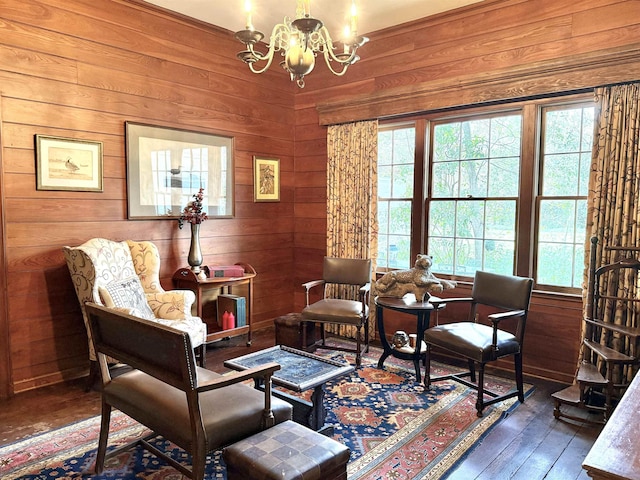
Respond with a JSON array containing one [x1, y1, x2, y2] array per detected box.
[[63, 238, 207, 372]]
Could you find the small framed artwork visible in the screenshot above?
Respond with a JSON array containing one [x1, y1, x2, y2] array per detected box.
[[125, 122, 234, 219], [253, 156, 280, 202], [35, 135, 103, 192]]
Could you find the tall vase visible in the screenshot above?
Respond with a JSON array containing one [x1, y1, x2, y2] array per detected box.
[[188, 223, 203, 274]]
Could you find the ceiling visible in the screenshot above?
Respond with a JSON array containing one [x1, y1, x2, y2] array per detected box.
[[143, 0, 483, 36]]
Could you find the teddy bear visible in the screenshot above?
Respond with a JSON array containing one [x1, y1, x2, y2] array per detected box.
[[374, 254, 456, 302]]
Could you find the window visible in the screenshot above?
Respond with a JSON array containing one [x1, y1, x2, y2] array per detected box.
[[536, 105, 593, 288], [428, 113, 521, 277], [377, 125, 415, 270], [377, 96, 594, 291]]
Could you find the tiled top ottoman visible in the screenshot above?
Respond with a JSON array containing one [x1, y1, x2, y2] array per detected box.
[[223, 420, 350, 480]]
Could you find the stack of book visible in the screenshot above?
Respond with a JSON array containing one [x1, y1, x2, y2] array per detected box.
[[217, 294, 246, 328]]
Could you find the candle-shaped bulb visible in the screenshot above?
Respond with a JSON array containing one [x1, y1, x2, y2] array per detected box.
[[245, 0, 253, 30], [343, 25, 351, 53], [350, 0, 357, 34]]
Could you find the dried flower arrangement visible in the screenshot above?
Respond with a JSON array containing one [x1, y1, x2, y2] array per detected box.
[[178, 187, 208, 229]]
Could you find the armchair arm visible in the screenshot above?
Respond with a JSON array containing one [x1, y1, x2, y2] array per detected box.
[[488, 309, 526, 351], [196, 362, 281, 392], [302, 279, 325, 306], [146, 290, 196, 319], [428, 296, 473, 308], [359, 282, 371, 309]]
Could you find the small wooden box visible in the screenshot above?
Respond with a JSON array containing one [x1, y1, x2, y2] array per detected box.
[[274, 313, 317, 351]]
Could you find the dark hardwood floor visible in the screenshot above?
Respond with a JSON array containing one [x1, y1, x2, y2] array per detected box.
[[0, 327, 602, 479]]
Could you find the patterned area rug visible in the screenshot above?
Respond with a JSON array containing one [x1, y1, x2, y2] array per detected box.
[[0, 341, 533, 479]]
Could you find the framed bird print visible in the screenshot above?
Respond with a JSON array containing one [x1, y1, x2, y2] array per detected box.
[[35, 135, 103, 192], [125, 122, 234, 220]]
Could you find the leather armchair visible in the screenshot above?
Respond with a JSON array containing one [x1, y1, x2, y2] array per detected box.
[[302, 257, 372, 367], [85, 303, 292, 480], [63, 238, 207, 367], [424, 270, 534, 417]]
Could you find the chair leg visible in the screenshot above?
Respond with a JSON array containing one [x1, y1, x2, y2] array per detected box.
[[321, 324, 327, 346], [424, 344, 432, 388], [476, 364, 485, 417], [86, 360, 98, 392], [191, 443, 206, 480], [355, 325, 362, 367], [515, 353, 524, 403], [468, 359, 476, 383], [363, 318, 370, 353], [95, 402, 112, 474], [197, 344, 206, 368]]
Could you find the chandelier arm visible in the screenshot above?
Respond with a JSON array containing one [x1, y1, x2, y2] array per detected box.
[[246, 44, 276, 73], [316, 26, 359, 65], [321, 51, 351, 76]]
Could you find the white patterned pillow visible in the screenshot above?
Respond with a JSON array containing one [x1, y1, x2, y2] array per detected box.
[[98, 276, 156, 320]]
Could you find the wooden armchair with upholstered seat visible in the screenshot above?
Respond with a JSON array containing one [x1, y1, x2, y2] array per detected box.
[[424, 270, 534, 417], [85, 303, 293, 480], [301, 256, 372, 367]]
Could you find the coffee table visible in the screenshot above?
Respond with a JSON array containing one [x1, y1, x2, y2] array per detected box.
[[224, 345, 354, 434]]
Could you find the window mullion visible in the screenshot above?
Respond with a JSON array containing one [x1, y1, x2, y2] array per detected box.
[[516, 103, 538, 278]]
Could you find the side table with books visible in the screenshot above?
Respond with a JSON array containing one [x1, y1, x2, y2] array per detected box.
[[172, 263, 256, 345]]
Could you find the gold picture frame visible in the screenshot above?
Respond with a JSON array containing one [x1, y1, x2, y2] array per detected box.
[[125, 122, 234, 219], [253, 156, 280, 202], [35, 135, 103, 192]]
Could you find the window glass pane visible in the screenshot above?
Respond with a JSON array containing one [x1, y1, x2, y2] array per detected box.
[[429, 237, 454, 274], [537, 243, 575, 287], [542, 153, 580, 196], [389, 201, 411, 234], [579, 153, 590, 196], [392, 164, 413, 197], [378, 165, 392, 198], [484, 240, 515, 275], [389, 235, 411, 268], [428, 201, 456, 237], [378, 131, 393, 166], [545, 109, 582, 153], [378, 233, 388, 266], [432, 162, 459, 197], [485, 200, 516, 241], [488, 157, 519, 197], [489, 115, 521, 157], [575, 199, 587, 245], [459, 159, 488, 197], [455, 238, 483, 276], [460, 119, 489, 160], [581, 107, 595, 151], [394, 128, 416, 163], [456, 201, 484, 239], [539, 199, 576, 243], [434, 123, 460, 162]]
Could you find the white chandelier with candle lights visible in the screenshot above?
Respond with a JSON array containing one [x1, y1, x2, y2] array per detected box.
[[234, 0, 368, 88]]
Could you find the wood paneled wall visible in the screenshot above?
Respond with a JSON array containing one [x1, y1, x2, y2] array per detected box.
[[291, 0, 640, 383], [0, 0, 296, 396], [2, 0, 640, 396]]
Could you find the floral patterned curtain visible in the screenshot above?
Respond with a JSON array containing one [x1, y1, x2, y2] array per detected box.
[[325, 120, 378, 340], [585, 82, 640, 384]]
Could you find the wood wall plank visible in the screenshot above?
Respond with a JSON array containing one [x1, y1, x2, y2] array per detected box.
[[292, 0, 640, 383], [2, 0, 639, 396], [0, 0, 295, 396]]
